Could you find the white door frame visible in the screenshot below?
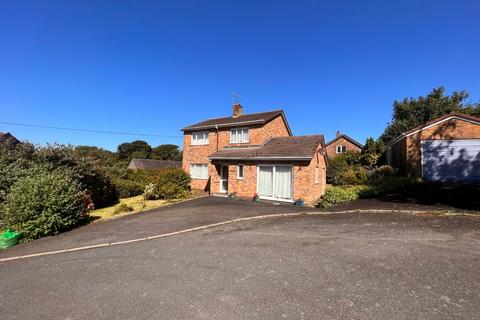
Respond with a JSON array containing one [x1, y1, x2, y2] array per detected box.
[[256, 164, 294, 202], [219, 164, 228, 193]]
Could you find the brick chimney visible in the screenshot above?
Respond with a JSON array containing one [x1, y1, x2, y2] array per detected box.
[[232, 103, 243, 118], [336, 131, 342, 138]]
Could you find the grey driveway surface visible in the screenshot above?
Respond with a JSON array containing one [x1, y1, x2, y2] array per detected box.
[[1, 209, 479, 319], [0, 196, 312, 259]]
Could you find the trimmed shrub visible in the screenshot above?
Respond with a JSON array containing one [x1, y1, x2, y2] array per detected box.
[[3, 168, 88, 240], [113, 178, 145, 198], [113, 203, 135, 215], [158, 182, 189, 200], [319, 186, 364, 208], [154, 168, 191, 200], [367, 165, 396, 184]]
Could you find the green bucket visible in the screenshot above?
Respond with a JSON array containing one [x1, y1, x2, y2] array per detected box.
[[0, 230, 22, 249]]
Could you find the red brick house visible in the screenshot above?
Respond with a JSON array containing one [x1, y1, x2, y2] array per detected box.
[[386, 112, 480, 183], [181, 104, 327, 204], [325, 131, 363, 157]]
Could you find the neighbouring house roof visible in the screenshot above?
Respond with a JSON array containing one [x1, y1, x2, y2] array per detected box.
[[387, 112, 480, 148], [325, 133, 363, 149], [181, 109, 293, 135], [127, 158, 182, 170], [208, 135, 325, 161], [0, 132, 20, 145]]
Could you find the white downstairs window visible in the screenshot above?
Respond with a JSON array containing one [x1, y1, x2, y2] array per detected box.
[[191, 131, 209, 145], [237, 164, 244, 179], [190, 164, 209, 179], [230, 128, 249, 143]]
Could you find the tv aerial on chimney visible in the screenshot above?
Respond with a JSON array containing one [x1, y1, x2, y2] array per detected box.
[[232, 92, 242, 104]]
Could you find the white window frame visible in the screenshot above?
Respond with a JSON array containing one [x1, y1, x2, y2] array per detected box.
[[256, 164, 294, 202], [189, 164, 209, 180], [336, 145, 346, 154], [237, 164, 244, 180], [230, 127, 249, 144], [191, 131, 209, 145]]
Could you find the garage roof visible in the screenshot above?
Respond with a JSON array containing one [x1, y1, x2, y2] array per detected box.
[[387, 112, 480, 148]]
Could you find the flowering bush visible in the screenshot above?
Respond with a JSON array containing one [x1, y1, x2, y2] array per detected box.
[[143, 183, 160, 200]]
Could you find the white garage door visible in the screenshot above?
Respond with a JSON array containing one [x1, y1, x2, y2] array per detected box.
[[421, 139, 480, 183]]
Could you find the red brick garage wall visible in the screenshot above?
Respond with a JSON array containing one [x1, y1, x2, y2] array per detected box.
[[405, 118, 480, 176]]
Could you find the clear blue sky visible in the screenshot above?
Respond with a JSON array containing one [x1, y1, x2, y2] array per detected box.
[[1, 0, 479, 151]]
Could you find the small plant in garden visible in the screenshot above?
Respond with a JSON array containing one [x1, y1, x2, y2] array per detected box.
[[112, 203, 135, 215], [319, 186, 365, 208], [143, 182, 160, 200]]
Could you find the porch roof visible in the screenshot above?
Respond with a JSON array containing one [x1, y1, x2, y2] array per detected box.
[[208, 135, 324, 161]]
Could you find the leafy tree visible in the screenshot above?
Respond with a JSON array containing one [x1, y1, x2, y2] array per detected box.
[[380, 87, 480, 144], [117, 140, 152, 160], [361, 138, 385, 167], [151, 144, 182, 161]]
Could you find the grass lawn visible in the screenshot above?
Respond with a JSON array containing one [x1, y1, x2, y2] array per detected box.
[[90, 195, 174, 221]]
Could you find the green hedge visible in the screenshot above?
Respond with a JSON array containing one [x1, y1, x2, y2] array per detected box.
[[143, 168, 191, 200], [4, 168, 88, 241], [319, 186, 364, 208], [113, 178, 145, 198]]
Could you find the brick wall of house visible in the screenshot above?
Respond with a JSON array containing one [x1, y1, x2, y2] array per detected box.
[[404, 118, 480, 176], [326, 137, 362, 157], [182, 114, 290, 193], [211, 149, 327, 206], [293, 145, 327, 204]]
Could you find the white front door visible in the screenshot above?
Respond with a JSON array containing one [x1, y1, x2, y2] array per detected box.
[[220, 165, 229, 193], [257, 165, 293, 201]]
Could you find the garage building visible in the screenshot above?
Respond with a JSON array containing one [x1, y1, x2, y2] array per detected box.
[[386, 112, 480, 183]]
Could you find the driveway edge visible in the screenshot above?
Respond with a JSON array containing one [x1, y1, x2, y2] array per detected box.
[[0, 208, 475, 263]]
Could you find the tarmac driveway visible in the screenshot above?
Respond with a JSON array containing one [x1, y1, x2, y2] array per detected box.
[[0, 196, 313, 259], [1, 209, 479, 319]]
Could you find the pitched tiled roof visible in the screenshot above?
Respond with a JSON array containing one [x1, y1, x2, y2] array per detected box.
[[387, 112, 480, 147], [208, 135, 324, 160], [325, 134, 363, 149], [0, 132, 20, 144], [127, 158, 182, 170], [181, 109, 292, 135]]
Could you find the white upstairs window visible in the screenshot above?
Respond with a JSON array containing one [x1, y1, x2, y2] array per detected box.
[[191, 131, 209, 145], [336, 145, 346, 154], [230, 128, 249, 143], [190, 164, 209, 179]]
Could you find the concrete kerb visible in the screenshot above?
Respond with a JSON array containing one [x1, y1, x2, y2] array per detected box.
[[0, 208, 469, 263]]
